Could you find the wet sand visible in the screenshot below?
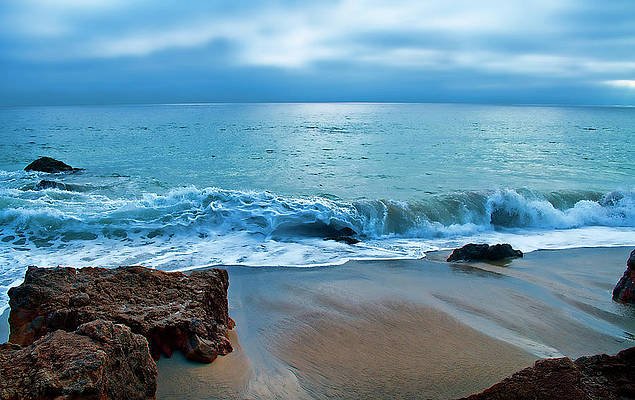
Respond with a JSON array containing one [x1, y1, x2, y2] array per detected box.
[[157, 330, 252, 399], [158, 300, 534, 399], [157, 246, 635, 399], [272, 302, 534, 399]]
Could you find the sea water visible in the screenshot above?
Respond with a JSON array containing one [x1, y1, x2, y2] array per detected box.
[[1, 103, 634, 311]]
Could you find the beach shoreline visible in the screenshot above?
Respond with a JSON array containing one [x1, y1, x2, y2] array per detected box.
[[153, 246, 634, 399], [1, 245, 632, 398], [1, 246, 633, 398]]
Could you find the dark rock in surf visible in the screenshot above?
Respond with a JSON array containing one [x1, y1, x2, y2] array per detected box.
[[24, 157, 82, 173], [460, 347, 635, 400], [335, 227, 356, 237], [324, 236, 360, 245], [0, 319, 157, 400], [324, 226, 359, 244], [35, 180, 68, 191], [31, 180, 84, 192], [612, 249, 635, 304], [8, 266, 233, 363], [447, 243, 523, 262]]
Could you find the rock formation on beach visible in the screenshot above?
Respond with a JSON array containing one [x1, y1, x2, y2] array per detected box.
[[0, 320, 157, 400], [447, 243, 523, 262], [2, 265, 234, 399], [613, 249, 635, 303], [460, 347, 635, 400], [24, 156, 82, 173], [8, 266, 233, 363]]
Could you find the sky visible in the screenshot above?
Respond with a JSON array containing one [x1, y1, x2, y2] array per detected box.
[[1, 0, 634, 105]]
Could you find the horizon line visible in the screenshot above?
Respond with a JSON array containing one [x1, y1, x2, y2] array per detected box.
[[1, 100, 634, 108]]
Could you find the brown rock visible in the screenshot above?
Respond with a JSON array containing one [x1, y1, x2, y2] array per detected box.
[[8, 266, 233, 363], [460, 347, 635, 400], [0, 319, 157, 400], [613, 249, 635, 303]]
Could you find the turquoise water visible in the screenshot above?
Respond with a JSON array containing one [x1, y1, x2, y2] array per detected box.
[[1, 103, 634, 310]]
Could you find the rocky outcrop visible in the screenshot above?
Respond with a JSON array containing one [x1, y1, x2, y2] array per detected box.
[[8, 266, 233, 363], [613, 249, 635, 303], [460, 347, 635, 400], [447, 243, 523, 262], [24, 157, 82, 173], [0, 319, 157, 400]]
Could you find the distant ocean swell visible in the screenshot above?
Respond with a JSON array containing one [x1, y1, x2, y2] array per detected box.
[[1, 186, 634, 247]]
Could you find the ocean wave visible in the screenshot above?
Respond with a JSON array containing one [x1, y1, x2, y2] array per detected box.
[[1, 185, 635, 313], [0, 186, 633, 245]]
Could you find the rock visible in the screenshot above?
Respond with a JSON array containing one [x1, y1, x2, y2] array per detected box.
[[613, 249, 635, 303], [324, 226, 359, 244], [8, 266, 233, 363], [35, 180, 68, 190], [324, 236, 360, 245], [0, 319, 157, 400], [21, 180, 84, 192], [447, 243, 523, 262], [24, 157, 82, 173], [335, 227, 357, 237], [460, 347, 635, 400], [69, 292, 90, 307]]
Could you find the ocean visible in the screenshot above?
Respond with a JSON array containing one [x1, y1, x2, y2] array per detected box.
[[1, 103, 634, 312]]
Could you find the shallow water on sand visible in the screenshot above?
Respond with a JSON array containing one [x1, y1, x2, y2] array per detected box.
[[157, 247, 635, 400]]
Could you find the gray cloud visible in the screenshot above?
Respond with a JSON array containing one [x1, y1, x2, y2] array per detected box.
[[1, 0, 634, 104]]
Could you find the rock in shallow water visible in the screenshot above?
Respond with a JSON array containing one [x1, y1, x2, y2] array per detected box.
[[24, 157, 82, 173], [8, 266, 233, 363], [612, 249, 635, 303], [324, 235, 360, 245], [460, 347, 635, 400], [35, 179, 68, 190], [447, 243, 523, 262], [0, 319, 157, 400]]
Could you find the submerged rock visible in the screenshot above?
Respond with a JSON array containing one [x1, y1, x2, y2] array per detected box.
[[460, 347, 635, 400], [0, 319, 157, 400], [324, 236, 360, 245], [24, 157, 82, 173], [8, 266, 233, 363], [35, 179, 68, 191], [612, 249, 635, 303], [324, 226, 359, 244], [30, 180, 84, 192], [335, 227, 356, 237], [20, 180, 84, 192], [447, 243, 523, 262]]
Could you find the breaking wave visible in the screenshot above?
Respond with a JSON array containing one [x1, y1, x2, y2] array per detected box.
[[1, 186, 634, 246]]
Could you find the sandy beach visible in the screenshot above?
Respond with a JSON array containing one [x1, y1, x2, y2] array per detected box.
[[154, 246, 635, 399]]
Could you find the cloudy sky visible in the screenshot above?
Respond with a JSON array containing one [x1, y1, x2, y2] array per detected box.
[[1, 0, 634, 105]]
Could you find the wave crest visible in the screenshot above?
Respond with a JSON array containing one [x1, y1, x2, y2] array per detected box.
[[1, 186, 634, 246]]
